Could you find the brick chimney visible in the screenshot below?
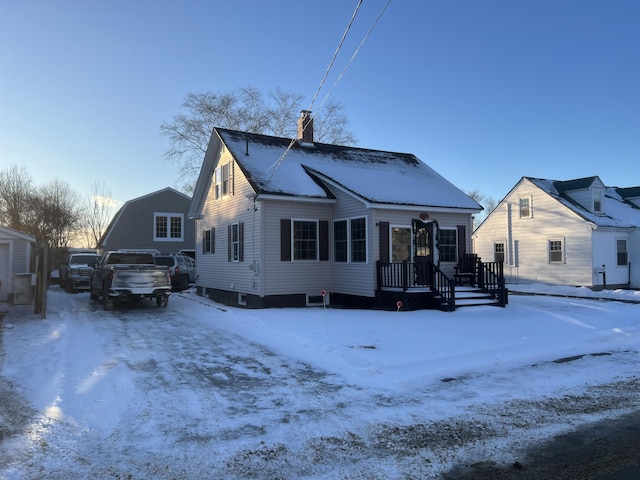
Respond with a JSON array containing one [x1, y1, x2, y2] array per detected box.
[[297, 110, 314, 143]]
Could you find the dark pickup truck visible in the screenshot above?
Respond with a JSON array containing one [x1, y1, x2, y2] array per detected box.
[[90, 251, 172, 310]]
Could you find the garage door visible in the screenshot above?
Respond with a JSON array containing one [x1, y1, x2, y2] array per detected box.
[[0, 243, 10, 302]]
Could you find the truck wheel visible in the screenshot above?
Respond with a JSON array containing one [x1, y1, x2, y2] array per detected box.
[[103, 287, 114, 311], [156, 295, 168, 308], [65, 281, 74, 293], [90, 289, 99, 301]]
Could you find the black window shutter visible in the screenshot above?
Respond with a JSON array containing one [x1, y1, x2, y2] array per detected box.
[[238, 222, 244, 262], [202, 229, 207, 254], [457, 225, 466, 260], [211, 227, 215, 254], [379, 221, 389, 263], [227, 224, 232, 262], [280, 219, 291, 261], [319, 220, 329, 261]]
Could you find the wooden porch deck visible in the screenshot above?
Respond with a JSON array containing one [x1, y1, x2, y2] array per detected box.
[[376, 256, 508, 311]]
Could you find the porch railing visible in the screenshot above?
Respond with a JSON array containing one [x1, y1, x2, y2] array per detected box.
[[476, 260, 508, 307], [376, 260, 455, 311]]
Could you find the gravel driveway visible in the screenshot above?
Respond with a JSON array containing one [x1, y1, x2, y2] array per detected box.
[[1, 291, 638, 479]]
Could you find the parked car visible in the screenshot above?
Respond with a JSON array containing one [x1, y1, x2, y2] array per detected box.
[[59, 253, 101, 293], [154, 254, 196, 291]]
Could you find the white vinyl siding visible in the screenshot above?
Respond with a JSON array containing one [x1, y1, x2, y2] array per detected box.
[[473, 178, 594, 285], [196, 150, 259, 295]]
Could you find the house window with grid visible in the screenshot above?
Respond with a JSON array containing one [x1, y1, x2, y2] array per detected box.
[[294, 220, 318, 260], [154, 213, 183, 241], [202, 228, 214, 254], [334, 220, 348, 262], [214, 163, 232, 200], [230, 223, 240, 262], [519, 197, 531, 218], [549, 239, 563, 263], [593, 190, 603, 213], [617, 239, 628, 266], [494, 243, 505, 263], [350, 217, 367, 263], [439, 229, 458, 263]]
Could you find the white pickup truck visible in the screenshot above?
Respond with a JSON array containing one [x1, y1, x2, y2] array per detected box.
[[90, 251, 171, 310]]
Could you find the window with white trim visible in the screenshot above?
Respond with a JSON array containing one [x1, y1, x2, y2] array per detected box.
[[519, 197, 531, 218], [494, 242, 505, 263], [214, 162, 232, 200], [548, 239, 563, 263], [293, 220, 318, 261], [154, 213, 183, 241], [617, 239, 628, 266], [438, 228, 458, 263], [202, 228, 214, 254], [593, 190, 603, 213], [230, 223, 240, 262], [334, 217, 367, 263]]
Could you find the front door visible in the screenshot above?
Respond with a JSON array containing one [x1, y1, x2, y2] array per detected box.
[[412, 219, 433, 286]]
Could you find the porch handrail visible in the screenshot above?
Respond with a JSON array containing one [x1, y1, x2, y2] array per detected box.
[[477, 261, 508, 306], [431, 263, 455, 311]]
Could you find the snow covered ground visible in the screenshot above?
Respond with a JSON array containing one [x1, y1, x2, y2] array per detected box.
[[0, 284, 639, 479]]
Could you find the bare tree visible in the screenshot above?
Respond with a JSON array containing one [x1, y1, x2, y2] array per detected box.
[[161, 85, 356, 192], [78, 180, 116, 248], [0, 164, 34, 231], [466, 189, 498, 229], [28, 179, 82, 249]]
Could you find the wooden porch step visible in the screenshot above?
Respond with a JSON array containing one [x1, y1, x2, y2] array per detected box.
[[453, 287, 501, 308]]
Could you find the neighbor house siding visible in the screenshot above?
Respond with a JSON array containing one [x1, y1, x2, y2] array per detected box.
[[196, 151, 262, 298], [591, 229, 631, 288], [474, 178, 594, 285], [102, 189, 195, 254], [629, 229, 640, 288], [260, 198, 333, 297]]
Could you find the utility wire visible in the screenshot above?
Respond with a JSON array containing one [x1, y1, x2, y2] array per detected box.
[[317, 0, 392, 112], [258, 0, 392, 196]]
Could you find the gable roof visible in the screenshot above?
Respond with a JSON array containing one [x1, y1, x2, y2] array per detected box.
[[98, 187, 191, 247], [525, 177, 640, 228], [553, 176, 602, 193], [191, 128, 481, 216], [0, 225, 36, 242]]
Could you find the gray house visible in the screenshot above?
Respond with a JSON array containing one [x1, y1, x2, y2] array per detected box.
[[188, 113, 491, 310], [0, 225, 36, 303], [473, 176, 640, 289], [98, 188, 195, 254]]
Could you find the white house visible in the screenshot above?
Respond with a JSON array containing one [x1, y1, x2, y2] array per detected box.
[[188, 112, 491, 310], [473, 176, 640, 289]]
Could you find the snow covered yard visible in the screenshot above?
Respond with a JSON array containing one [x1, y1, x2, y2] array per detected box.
[[0, 285, 639, 479]]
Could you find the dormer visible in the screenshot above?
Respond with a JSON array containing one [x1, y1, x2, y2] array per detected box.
[[616, 186, 640, 208], [553, 176, 605, 215]]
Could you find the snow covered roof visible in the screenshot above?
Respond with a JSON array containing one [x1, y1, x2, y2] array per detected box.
[[526, 177, 640, 228], [216, 128, 481, 211]]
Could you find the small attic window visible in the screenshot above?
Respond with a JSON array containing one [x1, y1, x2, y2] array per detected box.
[[593, 190, 603, 213]]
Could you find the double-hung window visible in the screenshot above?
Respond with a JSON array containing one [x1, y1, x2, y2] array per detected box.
[[438, 229, 458, 263], [333, 217, 367, 263], [230, 223, 240, 262], [519, 197, 531, 218], [494, 242, 505, 263], [293, 220, 318, 260], [214, 163, 232, 199], [549, 239, 563, 263], [154, 213, 184, 241], [617, 239, 628, 266], [202, 228, 214, 254]]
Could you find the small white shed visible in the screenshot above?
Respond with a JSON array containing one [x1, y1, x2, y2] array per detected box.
[[0, 225, 36, 303]]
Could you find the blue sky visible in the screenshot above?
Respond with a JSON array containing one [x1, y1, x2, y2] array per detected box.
[[1, 0, 638, 209]]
